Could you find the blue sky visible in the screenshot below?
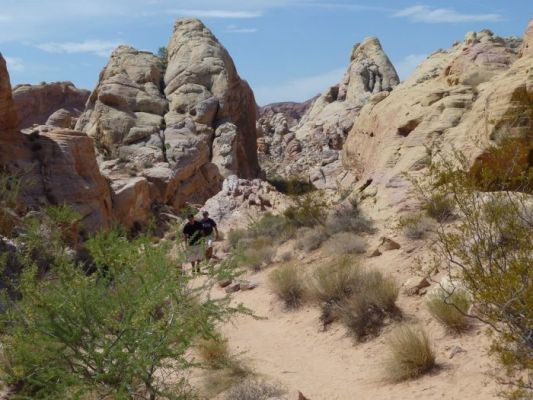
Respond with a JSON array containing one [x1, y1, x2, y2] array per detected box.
[[1, 1, 531, 105]]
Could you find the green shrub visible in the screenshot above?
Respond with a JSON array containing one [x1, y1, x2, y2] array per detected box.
[[269, 264, 306, 309], [0, 229, 243, 399], [411, 149, 533, 397], [284, 191, 328, 228], [427, 288, 471, 333], [0, 172, 23, 236], [238, 242, 275, 272], [248, 213, 294, 243], [228, 228, 247, 249], [386, 326, 435, 382]]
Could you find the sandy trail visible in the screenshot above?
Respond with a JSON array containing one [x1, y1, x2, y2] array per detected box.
[[214, 244, 501, 400]]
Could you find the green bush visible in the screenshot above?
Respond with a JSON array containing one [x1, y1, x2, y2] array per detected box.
[[325, 200, 374, 235], [427, 288, 471, 333], [310, 257, 360, 305], [197, 335, 233, 370], [397, 214, 433, 240], [269, 264, 306, 309], [0, 228, 243, 399], [411, 149, 533, 397], [267, 175, 315, 195], [0, 172, 23, 237], [283, 191, 328, 228]]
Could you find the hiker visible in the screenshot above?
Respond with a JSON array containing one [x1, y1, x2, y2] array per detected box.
[[182, 214, 203, 273], [200, 211, 219, 260]]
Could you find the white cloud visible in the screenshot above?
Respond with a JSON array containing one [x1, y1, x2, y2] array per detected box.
[[4, 56, 25, 72], [36, 40, 122, 57], [393, 53, 427, 81], [254, 67, 345, 105], [393, 5, 502, 23], [170, 9, 262, 19], [225, 24, 258, 33]]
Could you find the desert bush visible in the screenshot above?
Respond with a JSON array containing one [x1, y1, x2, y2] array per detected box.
[[323, 232, 367, 256], [269, 264, 306, 309], [0, 228, 243, 399], [427, 288, 471, 333], [398, 214, 433, 239], [338, 269, 399, 341], [325, 200, 374, 235], [423, 193, 454, 222], [228, 228, 247, 249], [386, 326, 435, 382], [248, 213, 294, 243], [267, 174, 315, 195], [283, 190, 328, 228], [238, 243, 275, 272], [310, 257, 360, 305], [224, 379, 285, 400], [411, 149, 533, 397], [295, 226, 327, 252]]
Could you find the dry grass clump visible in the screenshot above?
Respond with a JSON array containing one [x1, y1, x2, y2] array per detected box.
[[310, 257, 360, 305], [295, 226, 327, 252], [239, 244, 275, 272], [200, 335, 252, 396], [398, 214, 433, 239], [325, 201, 374, 235], [386, 326, 436, 382], [197, 335, 233, 370], [269, 264, 306, 310], [338, 269, 399, 341], [424, 193, 454, 222], [427, 289, 471, 333], [224, 378, 285, 400], [309, 258, 400, 338], [323, 232, 367, 256]]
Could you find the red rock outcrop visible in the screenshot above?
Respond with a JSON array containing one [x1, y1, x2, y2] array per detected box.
[[0, 55, 112, 233], [13, 82, 90, 129]]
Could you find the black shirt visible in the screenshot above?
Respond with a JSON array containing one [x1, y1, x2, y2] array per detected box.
[[200, 218, 217, 236], [183, 221, 203, 245]]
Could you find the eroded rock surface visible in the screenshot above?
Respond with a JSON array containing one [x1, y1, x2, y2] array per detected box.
[[76, 19, 260, 223], [13, 81, 89, 129], [342, 25, 531, 223], [259, 37, 399, 189]]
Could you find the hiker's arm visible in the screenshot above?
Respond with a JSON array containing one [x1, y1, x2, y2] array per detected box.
[[214, 225, 219, 241]]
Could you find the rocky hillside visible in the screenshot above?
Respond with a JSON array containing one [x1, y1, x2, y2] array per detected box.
[[342, 27, 532, 223], [0, 18, 261, 232], [258, 37, 399, 189], [13, 81, 90, 129], [0, 55, 112, 233]]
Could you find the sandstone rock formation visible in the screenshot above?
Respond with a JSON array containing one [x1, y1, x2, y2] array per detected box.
[[342, 23, 532, 222], [0, 54, 19, 135], [76, 19, 260, 222], [0, 55, 112, 233], [13, 81, 89, 129], [259, 37, 399, 189], [203, 175, 288, 229]]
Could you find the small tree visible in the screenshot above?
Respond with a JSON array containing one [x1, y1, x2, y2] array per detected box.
[[1, 225, 244, 399], [158, 46, 168, 69]]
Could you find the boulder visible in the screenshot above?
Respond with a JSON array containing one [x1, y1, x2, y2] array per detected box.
[[46, 108, 74, 128]]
